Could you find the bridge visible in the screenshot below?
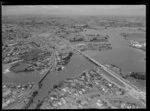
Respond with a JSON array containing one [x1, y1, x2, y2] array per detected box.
[[62, 38, 146, 103], [73, 46, 145, 99]]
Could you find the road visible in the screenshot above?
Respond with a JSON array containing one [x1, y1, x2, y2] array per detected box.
[[63, 39, 146, 105]]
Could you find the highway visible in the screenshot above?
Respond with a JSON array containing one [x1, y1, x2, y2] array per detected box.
[[63, 39, 146, 105]]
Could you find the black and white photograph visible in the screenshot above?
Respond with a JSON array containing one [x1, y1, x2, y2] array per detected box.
[[2, 5, 146, 109]]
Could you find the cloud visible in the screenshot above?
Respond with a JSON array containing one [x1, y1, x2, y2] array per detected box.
[[39, 5, 60, 10], [2, 5, 146, 16]]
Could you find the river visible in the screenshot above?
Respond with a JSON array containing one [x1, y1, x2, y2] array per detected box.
[[3, 27, 145, 86], [2, 26, 146, 108], [84, 27, 146, 73], [2, 52, 95, 90]]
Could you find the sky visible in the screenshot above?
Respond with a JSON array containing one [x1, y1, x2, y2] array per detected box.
[[2, 5, 146, 16]]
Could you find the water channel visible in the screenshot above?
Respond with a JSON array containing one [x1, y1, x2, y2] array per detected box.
[[2, 26, 146, 108], [84, 27, 146, 73]]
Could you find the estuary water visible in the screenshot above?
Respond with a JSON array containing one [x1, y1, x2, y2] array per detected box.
[[2, 52, 95, 84], [84, 27, 146, 73], [3, 27, 145, 85], [2, 26, 146, 107]]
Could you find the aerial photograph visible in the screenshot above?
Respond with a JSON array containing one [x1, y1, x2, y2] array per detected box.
[[2, 5, 146, 109]]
